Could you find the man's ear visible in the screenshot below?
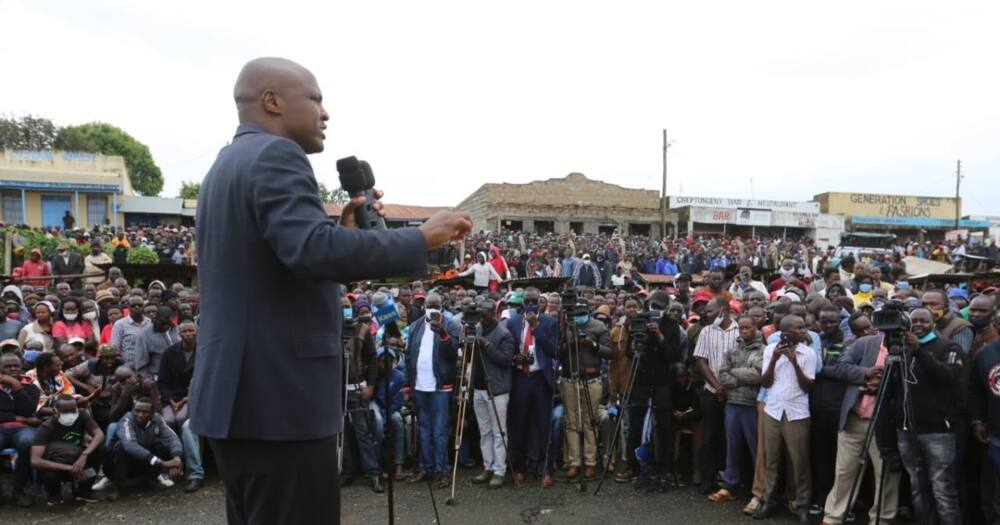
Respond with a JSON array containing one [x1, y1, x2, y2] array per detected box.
[[262, 89, 282, 115]]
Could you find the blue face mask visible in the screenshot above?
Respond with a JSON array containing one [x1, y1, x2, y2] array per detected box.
[[918, 332, 937, 345], [574, 315, 589, 326], [858, 283, 873, 293], [342, 308, 353, 320], [897, 282, 910, 290], [524, 305, 540, 315]]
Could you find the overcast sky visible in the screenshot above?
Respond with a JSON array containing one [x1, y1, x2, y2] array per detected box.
[[3, 1, 998, 215]]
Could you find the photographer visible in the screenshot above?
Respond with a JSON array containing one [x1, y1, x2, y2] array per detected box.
[[557, 299, 612, 480], [469, 299, 515, 489], [754, 315, 817, 523], [622, 291, 683, 490], [340, 297, 382, 493], [879, 308, 964, 525], [507, 288, 560, 486]]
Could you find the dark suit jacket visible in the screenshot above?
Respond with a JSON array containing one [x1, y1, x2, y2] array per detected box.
[[51, 252, 84, 284], [189, 123, 428, 441], [830, 334, 881, 432], [157, 342, 195, 403], [505, 313, 559, 390]]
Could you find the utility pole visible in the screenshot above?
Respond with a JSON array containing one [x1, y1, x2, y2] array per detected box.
[[661, 129, 672, 240], [955, 159, 962, 231]]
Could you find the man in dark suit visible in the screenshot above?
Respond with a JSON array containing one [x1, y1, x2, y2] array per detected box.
[[190, 57, 471, 525], [51, 242, 85, 289], [505, 287, 560, 486]]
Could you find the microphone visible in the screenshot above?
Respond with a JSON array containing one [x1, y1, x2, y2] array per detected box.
[[336, 156, 387, 230], [371, 291, 401, 325]]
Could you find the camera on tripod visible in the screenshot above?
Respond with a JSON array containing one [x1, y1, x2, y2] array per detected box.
[[461, 303, 480, 338], [871, 300, 911, 354], [628, 310, 663, 343]]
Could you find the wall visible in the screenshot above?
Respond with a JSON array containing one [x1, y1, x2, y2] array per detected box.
[[815, 192, 959, 220]]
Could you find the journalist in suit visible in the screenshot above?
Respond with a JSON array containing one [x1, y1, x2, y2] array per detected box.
[[190, 57, 471, 525], [505, 288, 560, 481]]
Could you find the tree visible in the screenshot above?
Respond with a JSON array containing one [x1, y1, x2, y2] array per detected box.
[[55, 123, 164, 196], [316, 183, 349, 205], [178, 180, 201, 199], [0, 115, 58, 150]]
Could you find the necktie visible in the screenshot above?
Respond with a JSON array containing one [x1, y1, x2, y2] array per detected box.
[[522, 325, 534, 374]]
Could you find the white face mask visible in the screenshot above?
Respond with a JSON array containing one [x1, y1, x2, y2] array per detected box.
[[63, 312, 78, 321], [712, 314, 724, 327], [83, 311, 97, 321], [780, 267, 796, 278], [58, 412, 79, 427]]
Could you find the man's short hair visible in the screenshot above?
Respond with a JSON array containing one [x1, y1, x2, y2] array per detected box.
[[35, 352, 57, 371], [135, 396, 154, 406], [710, 297, 730, 310]]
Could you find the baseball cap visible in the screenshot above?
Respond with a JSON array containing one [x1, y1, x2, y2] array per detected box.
[[948, 288, 969, 300], [68, 337, 86, 346], [98, 344, 120, 358], [0, 339, 19, 351], [692, 291, 714, 304]]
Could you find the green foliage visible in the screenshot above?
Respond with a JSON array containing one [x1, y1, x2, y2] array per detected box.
[[178, 180, 201, 199], [126, 246, 159, 264], [316, 182, 349, 205], [13, 227, 60, 258], [0, 114, 58, 150], [55, 123, 164, 196]]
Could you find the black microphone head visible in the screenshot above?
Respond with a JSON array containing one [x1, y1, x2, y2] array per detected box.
[[360, 161, 376, 188], [336, 156, 367, 195]]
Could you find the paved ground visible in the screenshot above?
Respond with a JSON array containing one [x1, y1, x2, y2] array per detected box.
[[1, 469, 810, 525]]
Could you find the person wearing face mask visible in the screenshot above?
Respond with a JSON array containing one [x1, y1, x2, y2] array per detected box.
[[922, 289, 974, 356], [30, 394, 105, 505], [969, 295, 998, 356], [404, 293, 461, 488], [623, 291, 684, 492], [853, 276, 876, 309], [693, 297, 740, 495], [557, 299, 613, 481], [53, 297, 96, 347], [768, 259, 801, 293], [373, 337, 408, 482], [608, 297, 641, 482], [0, 298, 26, 343], [133, 307, 179, 379], [468, 298, 515, 489], [506, 287, 560, 486], [339, 296, 383, 493], [51, 242, 85, 290], [111, 296, 151, 371], [84, 241, 113, 286], [878, 308, 964, 525], [81, 300, 101, 345]]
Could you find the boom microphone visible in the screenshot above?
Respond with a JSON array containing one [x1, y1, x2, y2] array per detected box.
[[336, 156, 387, 230]]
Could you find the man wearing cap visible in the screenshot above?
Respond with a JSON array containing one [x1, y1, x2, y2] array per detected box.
[[373, 338, 407, 481], [340, 296, 383, 493], [21, 248, 52, 288], [84, 241, 112, 285], [693, 296, 740, 495], [922, 289, 974, 355], [51, 242, 85, 289], [572, 254, 602, 289]]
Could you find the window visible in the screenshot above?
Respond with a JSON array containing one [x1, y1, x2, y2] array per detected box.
[[534, 220, 554, 234], [569, 222, 584, 234], [87, 195, 108, 227], [2, 191, 24, 224]]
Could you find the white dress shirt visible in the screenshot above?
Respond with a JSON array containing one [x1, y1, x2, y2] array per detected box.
[[761, 341, 817, 422]]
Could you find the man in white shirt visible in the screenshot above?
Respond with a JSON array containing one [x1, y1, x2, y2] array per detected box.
[[459, 252, 503, 291], [753, 315, 817, 523], [728, 266, 768, 299]]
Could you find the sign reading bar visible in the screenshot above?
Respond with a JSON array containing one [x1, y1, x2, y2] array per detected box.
[[669, 196, 819, 213]]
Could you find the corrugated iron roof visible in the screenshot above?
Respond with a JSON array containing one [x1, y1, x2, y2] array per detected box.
[[323, 203, 450, 221]]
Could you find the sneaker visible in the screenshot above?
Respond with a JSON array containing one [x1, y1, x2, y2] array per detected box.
[[157, 473, 175, 488], [614, 469, 635, 483], [743, 497, 762, 516], [471, 469, 493, 484], [488, 473, 504, 489], [809, 504, 823, 516], [75, 489, 99, 503], [92, 476, 111, 492]]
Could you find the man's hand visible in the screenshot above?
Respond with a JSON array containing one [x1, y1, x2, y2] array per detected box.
[[419, 211, 473, 250], [178, 397, 188, 409], [0, 374, 20, 391], [715, 389, 727, 403], [475, 337, 490, 349], [162, 457, 182, 469], [526, 311, 540, 328], [974, 422, 989, 445], [905, 331, 920, 351], [361, 385, 374, 401], [71, 454, 87, 477], [864, 366, 883, 380], [646, 323, 661, 338], [339, 189, 385, 229], [430, 319, 445, 336]]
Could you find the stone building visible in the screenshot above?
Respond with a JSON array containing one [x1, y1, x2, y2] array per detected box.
[[455, 172, 674, 237]]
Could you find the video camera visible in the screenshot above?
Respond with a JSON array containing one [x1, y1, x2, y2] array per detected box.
[[628, 310, 664, 343], [871, 299, 911, 354], [461, 303, 480, 338]]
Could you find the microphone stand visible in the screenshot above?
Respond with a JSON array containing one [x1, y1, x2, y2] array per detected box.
[[383, 350, 395, 523]]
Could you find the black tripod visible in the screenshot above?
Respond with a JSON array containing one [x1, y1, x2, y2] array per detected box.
[[594, 349, 641, 496], [843, 340, 933, 525], [563, 315, 600, 493]]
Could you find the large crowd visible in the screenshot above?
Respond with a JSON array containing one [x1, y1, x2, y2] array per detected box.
[[3, 225, 1000, 525]]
